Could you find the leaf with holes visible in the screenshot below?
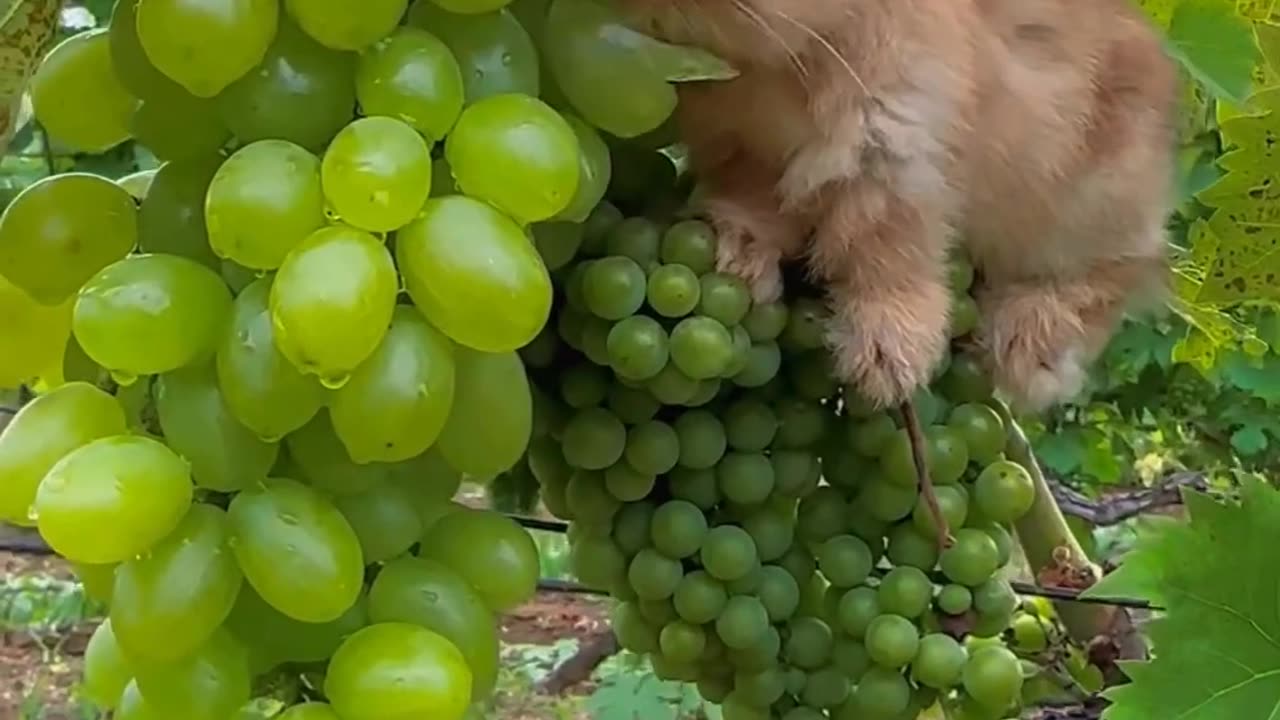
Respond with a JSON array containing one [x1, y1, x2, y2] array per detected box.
[[1087, 479, 1280, 720]]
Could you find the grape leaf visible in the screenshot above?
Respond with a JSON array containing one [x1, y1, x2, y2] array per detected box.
[[1230, 424, 1269, 454], [1087, 479, 1280, 720], [1166, 0, 1260, 103]]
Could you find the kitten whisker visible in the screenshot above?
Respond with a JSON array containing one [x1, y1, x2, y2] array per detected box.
[[768, 8, 870, 96], [729, 0, 811, 83]]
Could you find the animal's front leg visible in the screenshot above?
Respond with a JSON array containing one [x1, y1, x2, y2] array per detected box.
[[810, 183, 953, 409]]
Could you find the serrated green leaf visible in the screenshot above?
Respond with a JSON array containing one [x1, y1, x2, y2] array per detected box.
[[1032, 430, 1085, 476], [1166, 0, 1261, 103], [1231, 424, 1269, 454], [1099, 480, 1280, 720]]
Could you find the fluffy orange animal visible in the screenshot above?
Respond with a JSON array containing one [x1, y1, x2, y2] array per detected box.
[[620, 0, 1179, 411]]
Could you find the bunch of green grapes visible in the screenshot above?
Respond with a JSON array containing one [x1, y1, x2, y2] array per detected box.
[[0, 0, 733, 717]]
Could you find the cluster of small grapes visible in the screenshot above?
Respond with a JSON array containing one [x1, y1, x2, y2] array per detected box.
[[513, 206, 1043, 719], [0, 0, 698, 719]]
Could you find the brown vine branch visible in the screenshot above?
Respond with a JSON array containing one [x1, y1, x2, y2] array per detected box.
[[536, 630, 620, 695], [1046, 471, 1205, 526], [901, 399, 952, 550]]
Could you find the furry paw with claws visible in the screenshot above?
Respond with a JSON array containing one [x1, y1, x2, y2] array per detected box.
[[979, 292, 1090, 412], [712, 224, 785, 304], [827, 292, 950, 408]]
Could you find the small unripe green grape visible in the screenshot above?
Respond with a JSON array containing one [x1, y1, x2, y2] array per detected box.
[[74, 254, 233, 380], [0, 173, 137, 306], [35, 435, 193, 565], [82, 620, 131, 709], [131, 629, 251, 720], [228, 477, 364, 623], [270, 225, 398, 386], [436, 347, 533, 477], [131, 90, 229, 162], [216, 278, 326, 441], [31, 29, 135, 153], [110, 505, 243, 662], [407, 3, 539, 103], [216, 19, 357, 150], [326, 623, 473, 720], [285, 0, 408, 51], [445, 93, 580, 224], [138, 155, 223, 270], [330, 306, 457, 463], [322, 117, 433, 232], [397, 195, 552, 352], [155, 362, 279, 492], [136, 0, 279, 98], [205, 139, 326, 270], [0, 382, 125, 526], [554, 114, 612, 223], [356, 27, 465, 142]]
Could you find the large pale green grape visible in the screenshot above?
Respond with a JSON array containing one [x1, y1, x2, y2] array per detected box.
[[330, 306, 457, 463], [0, 278, 72, 388], [34, 435, 193, 564], [445, 93, 580, 224], [82, 619, 132, 709], [73, 254, 233, 380], [131, 91, 229, 162], [155, 361, 279, 491], [356, 27, 465, 141], [397, 195, 551, 352], [216, 19, 357, 150], [270, 225, 398, 384], [227, 477, 364, 623], [135, 0, 279, 98], [138, 155, 223, 269], [0, 173, 137, 305], [334, 480, 424, 563], [216, 277, 327, 440], [225, 583, 369, 665], [131, 630, 251, 720], [555, 114, 611, 223], [284, 0, 408, 50], [321, 117, 433, 232], [419, 509, 538, 611], [31, 29, 135, 153], [109, 0, 185, 101], [368, 556, 500, 695], [408, 3, 539, 102], [110, 505, 243, 662], [286, 411, 393, 495], [325, 623, 473, 720], [435, 347, 532, 476], [205, 140, 326, 270], [0, 382, 125, 525]]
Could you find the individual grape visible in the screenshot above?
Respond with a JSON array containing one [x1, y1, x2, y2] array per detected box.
[[109, 0, 184, 100], [771, 450, 821, 499], [0, 173, 137, 305], [391, 448, 464, 510], [279, 704, 342, 720], [937, 584, 973, 615], [912, 633, 967, 690], [716, 595, 770, 650], [938, 353, 993, 404], [948, 403, 1006, 465], [111, 505, 242, 661], [419, 509, 539, 611], [561, 407, 626, 470], [629, 548, 683, 600], [583, 256, 646, 320], [717, 452, 774, 505], [848, 412, 897, 458], [368, 556, 500, 695], [357, 27, 465, 141], [135, 0, 278, 98], [323, 117, 432, 232], [225, 583, 369, 665], [912, 484, 969, 540], [445, 93, 580, 224], [877, 567, 933, 619], [803, 667, 852, 709], [334, 480, 425, 563], [698, 273, 751, 326], [612, 601, 658, 653], [285, 0, 407, 50], [724, 397, 778, 452], [326, 623, 472, 720], [673, 570, 727, 624], [817, 535, 873, 588], [83, 620, 131, 708], [131, 87, 229, 162], [865, 614, 919, 669], [836, 587, 880, 640], [603, 464, 655, 502], [647, 264, 701, 318], [951, 294, 979, 337], [227, 477, 364, 623], [31, 29, 135, 153], [555, 114, 612, 222], [940, 528, 1002, 587], [973, 460, 1036, 523], [330, 306, 457, 463], [784, 616, 834, 669], [885, 523, 939, 571], [860, 478, 918, 524], [205, 139, 325, 270], [796, 487, 848, 544], [650, 500, 708, 559], [605, 217, 661, 267], [216, 19, 357, 150], [983, 523, 1014, 567], [286, 411, 392, 495], [848, 666, 911, 719], [217, 278, 327, 440], [669, 467, 719, 510], [408, 3, 539, 102], [132, 630, 251, 720], [155, 362, 277, 492], [271, 225, 398, 384], [0, 382, 125, 526], [733, 341, 782, 387], [35, 435, 192, 565], [963, 646, 1022, 712], [742, 302, 788, 342], [571, 534, 628, 588], [532, 222, 585, 271], [137, 155, 221, 269], [670, 316, 734, 380], [647, 363, 699, 405], [558, 363, 608, 408], [700, 525, 758, 582], [780, 297, 828, 351], [398, 195, 553, 352], [620, 422, 676, 477], [734, 666, 786, 707], [674, 410, 727, 469], [740, 508, 794, 562], [733, 626, 781, 672], [1011, 614, 1049, 652], [607, 315, 668, 380], [437, 347, 532, 475]]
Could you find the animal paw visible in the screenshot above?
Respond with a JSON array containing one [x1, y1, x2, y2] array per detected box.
[[828, 296, 949, 408], [979, 294, 1089, 411], [712, 224, 784, 304]]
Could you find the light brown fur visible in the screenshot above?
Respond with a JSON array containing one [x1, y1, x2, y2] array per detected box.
[[621, 0, 1178, 410]]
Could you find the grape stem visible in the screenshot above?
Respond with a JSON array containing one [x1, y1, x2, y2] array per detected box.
[[901, 399, 953, 551]]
